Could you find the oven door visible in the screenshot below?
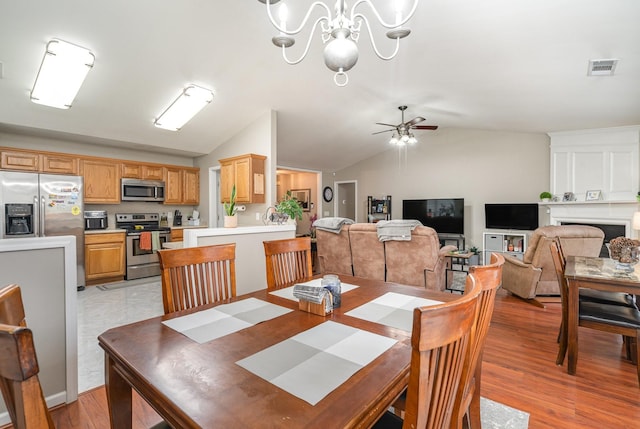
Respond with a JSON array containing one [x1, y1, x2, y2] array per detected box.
[[126, 233, 169, 264]]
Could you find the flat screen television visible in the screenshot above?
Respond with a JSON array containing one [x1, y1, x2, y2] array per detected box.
[[485, 203, 539, 231], [402, 198, 464, 235]]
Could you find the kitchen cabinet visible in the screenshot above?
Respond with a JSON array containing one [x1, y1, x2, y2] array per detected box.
[[41, 153, 78, 174], [170, 229, 183, 242], [164, 166, 200, 205], [219, 153, 266, 204], [1, 149, 40, 171], [122, 162, 164, 180], [81, 159, 121, 203], [85, 232, 126, 285]]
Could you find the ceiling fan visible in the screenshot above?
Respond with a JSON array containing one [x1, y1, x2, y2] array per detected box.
[[373, 106, 438, 145]]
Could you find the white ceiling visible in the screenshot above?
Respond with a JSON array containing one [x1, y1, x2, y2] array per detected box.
[[1, 1, 639, 171]]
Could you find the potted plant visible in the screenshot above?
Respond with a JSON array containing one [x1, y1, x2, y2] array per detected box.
[[275, 190, 304, 224], [539, 191, 552, 202], [468, 246, 480, 266], [223, 185, 238, 228]]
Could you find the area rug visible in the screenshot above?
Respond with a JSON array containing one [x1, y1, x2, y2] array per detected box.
[[481, 397, 529, 428]]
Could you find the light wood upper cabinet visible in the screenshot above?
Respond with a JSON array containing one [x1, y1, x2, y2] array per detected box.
[[219, 154, 266, 204], [1, 150, 40, 171], [41, 153, 78, 174], [143, 165, 164, 181], [81, 159, 121, 203], [122, 162, 165, 180], [164, 166, 200, 205], [85, 232, 126, 284]]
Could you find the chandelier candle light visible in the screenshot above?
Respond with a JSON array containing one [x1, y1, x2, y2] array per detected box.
[[258, 0, 420, 86]]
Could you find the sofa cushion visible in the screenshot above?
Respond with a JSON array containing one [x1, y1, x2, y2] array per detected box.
[[349, 224, 386, 281], [315, 226, 353, 276], [385, 226, 441, 289]]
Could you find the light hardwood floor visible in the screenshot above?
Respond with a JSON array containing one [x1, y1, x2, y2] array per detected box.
[[3, 289, 640, 429]]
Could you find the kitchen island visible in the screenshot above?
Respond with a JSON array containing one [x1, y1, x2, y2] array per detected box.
[[183, 225, 296, 294], [0, 235, 78, 426]]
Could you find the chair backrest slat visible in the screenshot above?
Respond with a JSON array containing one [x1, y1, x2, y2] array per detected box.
[[263, 238, 313, 290], [158, 244, 237, 314]]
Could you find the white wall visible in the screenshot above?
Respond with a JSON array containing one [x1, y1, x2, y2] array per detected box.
[[327, 128, 550, 250], [195, 110, 276, 226]]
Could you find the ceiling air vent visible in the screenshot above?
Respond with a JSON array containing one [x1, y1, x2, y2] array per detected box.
[[588, 59, 618, 76]]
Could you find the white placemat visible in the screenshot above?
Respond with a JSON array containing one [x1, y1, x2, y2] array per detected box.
[[162, 298, 293, 343], [345, 292, 443, 332], [236, 321, 397, 405], [268, 278, 359, 301]]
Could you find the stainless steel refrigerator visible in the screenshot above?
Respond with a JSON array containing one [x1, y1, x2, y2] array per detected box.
[[0, 171, 85, 289]]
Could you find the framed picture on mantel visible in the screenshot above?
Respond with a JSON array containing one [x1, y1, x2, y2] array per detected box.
[[585, 190, 602, 201], [562, 192, 575, 202]]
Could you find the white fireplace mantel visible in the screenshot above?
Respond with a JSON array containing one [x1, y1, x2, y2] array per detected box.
[[541, 200, 640, 239]]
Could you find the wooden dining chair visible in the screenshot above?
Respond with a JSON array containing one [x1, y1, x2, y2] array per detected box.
[[263, 237, 312, 290], [450, 253, 505, 429], [0, 284, 54, 429], [157, 243, 237, 314], [550, 240, 640, 385], [373, 273, 482, 429]]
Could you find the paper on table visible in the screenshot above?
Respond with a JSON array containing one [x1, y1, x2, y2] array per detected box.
[[269, 278, 358, 301], [345, 292, 442, 332], [162, 298, 292, 344], [236, 321, 397, 405]]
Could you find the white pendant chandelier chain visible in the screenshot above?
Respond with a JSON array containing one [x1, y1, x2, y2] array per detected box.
[[259, 0, 420, 86]]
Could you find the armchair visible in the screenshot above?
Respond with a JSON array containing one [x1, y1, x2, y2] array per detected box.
[[501, 225, 604, 307]]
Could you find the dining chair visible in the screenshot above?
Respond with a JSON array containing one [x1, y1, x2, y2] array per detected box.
[[157, 243, 237, 314], [451, 252, 505, 429], [263, 237, 312, 290], [549, 240, 640, 384], [0, 283, 27, 328], [373, 273, 482, 429]]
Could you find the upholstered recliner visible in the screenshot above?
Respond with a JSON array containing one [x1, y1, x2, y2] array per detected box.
[[502, 225, 604, 306]]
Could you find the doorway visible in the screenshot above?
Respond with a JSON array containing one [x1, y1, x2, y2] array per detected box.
[[208, 167, 223, 228], [335, 181, 357, 221]]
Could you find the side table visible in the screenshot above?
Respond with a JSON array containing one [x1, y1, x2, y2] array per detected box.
[[446, 251, 474, 293]]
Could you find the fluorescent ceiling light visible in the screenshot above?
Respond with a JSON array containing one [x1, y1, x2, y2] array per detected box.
[[30, 39, 95, 109], [154, 85, 214, 131]]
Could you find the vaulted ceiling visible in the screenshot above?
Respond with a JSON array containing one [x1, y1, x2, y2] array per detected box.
[[1, 1, 639, 171]]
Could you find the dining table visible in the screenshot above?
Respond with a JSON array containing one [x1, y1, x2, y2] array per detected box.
[[564, 255, 640, 375], [98, 274, 457, 429]]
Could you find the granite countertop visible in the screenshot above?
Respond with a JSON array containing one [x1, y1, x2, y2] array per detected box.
[[170, 224, 208, 230], [84, 229, 127, 235]]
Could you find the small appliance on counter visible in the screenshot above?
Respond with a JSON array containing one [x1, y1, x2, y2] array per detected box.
[[173, 209, 182, 226], [84, 210, 108, 230]]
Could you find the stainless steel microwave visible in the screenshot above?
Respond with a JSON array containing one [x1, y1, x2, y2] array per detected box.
[[121, 179, 165, 202]]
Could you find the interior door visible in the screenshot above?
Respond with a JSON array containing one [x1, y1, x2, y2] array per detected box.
[[335, 181, 356, 221]]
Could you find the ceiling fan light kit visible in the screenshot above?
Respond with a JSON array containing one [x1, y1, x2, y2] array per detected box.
[[375, 105, 438, 146], [258, 0, 420, 87]]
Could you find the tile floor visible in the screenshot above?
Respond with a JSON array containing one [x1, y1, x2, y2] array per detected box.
[[77, 277, 164, 393]]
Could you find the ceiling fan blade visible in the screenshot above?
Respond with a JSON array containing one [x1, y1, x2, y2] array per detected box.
[[412, 125, 439, 130], [376, 122, 400, 127], [372, 129, 395, 135], [406, 116, 426, 126]]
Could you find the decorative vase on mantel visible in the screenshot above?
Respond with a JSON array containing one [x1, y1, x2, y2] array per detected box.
[[224, 215, 237, 228]]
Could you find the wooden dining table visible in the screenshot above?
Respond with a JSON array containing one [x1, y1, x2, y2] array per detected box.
[[564, 256, 640, 375], [98, 275, 456, 429]]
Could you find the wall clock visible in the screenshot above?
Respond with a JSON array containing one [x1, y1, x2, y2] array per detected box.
[[323, 186, 333, 202]]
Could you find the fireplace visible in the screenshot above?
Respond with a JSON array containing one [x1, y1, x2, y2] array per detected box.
[[561, 222, 625, 257]]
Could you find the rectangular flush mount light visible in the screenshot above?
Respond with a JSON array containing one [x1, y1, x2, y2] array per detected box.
[[154, 85, 214, 131], [31, 39, 95, 109]]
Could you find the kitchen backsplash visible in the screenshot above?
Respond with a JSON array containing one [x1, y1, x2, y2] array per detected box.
[[86, 201, 198, 228]]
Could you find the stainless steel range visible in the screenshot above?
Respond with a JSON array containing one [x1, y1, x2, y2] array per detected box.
[[116, 213, 171, 280]]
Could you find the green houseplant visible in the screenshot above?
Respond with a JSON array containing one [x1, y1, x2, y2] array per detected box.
[[223, 185, 238, 227], [539, 191, 552, 202], [275, 190, 304, 222]]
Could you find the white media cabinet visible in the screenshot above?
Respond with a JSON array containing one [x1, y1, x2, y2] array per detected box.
[[483, 231, 530, 264]]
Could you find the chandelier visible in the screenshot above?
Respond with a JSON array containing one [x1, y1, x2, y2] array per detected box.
[[258, 0, 420, 86]]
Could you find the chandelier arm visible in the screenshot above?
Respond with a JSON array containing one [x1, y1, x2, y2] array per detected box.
[[280, 17, 327, 65], [355, 15, 401, 60], [265, 1, 332, 36], [350, 0, 420, 29]]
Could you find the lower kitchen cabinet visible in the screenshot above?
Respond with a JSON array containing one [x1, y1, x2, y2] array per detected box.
[[85, 232, 126, 285]]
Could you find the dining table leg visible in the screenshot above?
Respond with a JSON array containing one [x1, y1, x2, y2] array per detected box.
[[104, 353, 133, 429], [566, 279, 579, 375]]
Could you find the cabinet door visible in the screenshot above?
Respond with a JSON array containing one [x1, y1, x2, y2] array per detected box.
[[41, 154, 78, 174], [170, 229, 184, 242], [85, 234, 125, 281], [220, 161, 234, 203], [234, 158, 251, 203], [121, 162, 142, 178], [164, 167, 183, 204], [182, 168, 200, 205], [81, 159, 121, 203], [1, 150, 40, 171], [142, 165, 164, 180]]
